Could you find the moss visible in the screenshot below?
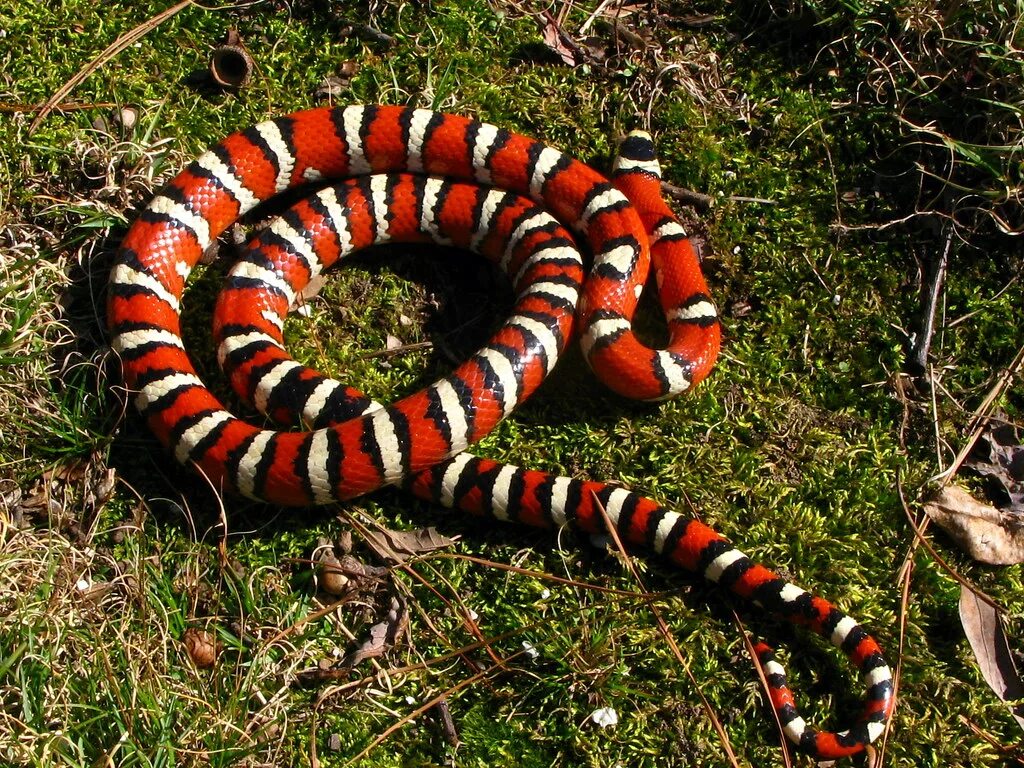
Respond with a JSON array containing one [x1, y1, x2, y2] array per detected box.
[[2, 0, 1024, 765]]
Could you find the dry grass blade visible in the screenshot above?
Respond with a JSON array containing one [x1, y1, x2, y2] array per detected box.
[[264, 595, 352, 649], [589, 492, 741, 768], [730, 611, 793, 767], [425, 551, 679, 598], [339, 648, 529, 766], [0, 101, 118, 113], [28, 0, 194, 134]]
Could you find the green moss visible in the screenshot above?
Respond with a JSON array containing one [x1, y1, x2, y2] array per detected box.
[[3, 0, 1024, 765]]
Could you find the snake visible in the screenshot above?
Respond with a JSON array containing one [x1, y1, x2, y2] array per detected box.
[[107, 104, 894, 759]]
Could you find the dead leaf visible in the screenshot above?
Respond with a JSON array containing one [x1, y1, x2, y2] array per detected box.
[[923, 484, 1024, 564], [541, 15, 584, 66], [297, 273, 327, 304], [362, 525, 457, 565], [86, 467, 116, 512], [314, 75, 349, 102], [959, 586, 1024, 732], [965, 418, 1024, 514], [77, 579, 114, 605], [606, 18, 651, 52], [341, 596, 408, 668]]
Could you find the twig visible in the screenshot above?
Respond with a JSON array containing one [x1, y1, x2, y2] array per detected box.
[[659, 180, 715, 212], [28, 0, 194, 134], [357, 340, 433, 361], [340, 21, 395, 46], [907, 224, 953, 375], [1, 101, 118, 113], [435, 697, 460, 747], [727, 194, 777, 205], [341, 649, 528, 766]]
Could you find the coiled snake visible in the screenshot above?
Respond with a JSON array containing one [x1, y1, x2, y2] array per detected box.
[[108, 104, 894, 759]]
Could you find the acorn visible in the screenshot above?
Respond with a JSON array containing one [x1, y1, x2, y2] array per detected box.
[[183, 628, 218, 669]]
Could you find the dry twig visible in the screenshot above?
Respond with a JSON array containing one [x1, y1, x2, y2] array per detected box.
[[907, 224, 953, 375]]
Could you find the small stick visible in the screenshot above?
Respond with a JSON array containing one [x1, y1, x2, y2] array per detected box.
[[728, 195, 777, 205], [340, 22, 395, 46], [0, 101, 118, 113], [907, 224, 953, 375], [660, 180, 715, 212], [435, 697, 460, 747], [357, 340, 433, 360]]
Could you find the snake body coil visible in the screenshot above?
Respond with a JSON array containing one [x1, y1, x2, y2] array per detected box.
[[109, 105, 894, 759]]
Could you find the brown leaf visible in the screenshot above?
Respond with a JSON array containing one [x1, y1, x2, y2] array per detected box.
[[314, 75, 350, 102], [606, 18, 651, 52], [86, 467, 116, 512], [965, 418, 1024, 514], [923, 484, 1024, 564], [541, 16, 584, 66], [362, 525, 457, 565], [297, 273, 327, 305], [959, 586, 1024, 732], [341, 596, 408, 668]]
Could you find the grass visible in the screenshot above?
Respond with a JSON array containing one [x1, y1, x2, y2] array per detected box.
[[1, 0, 1023, 766]]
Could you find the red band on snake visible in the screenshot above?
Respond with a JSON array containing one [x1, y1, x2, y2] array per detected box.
[[108, 104, 894, 759]]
